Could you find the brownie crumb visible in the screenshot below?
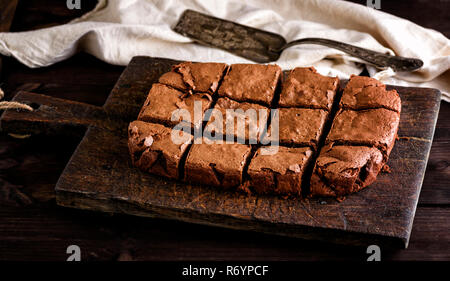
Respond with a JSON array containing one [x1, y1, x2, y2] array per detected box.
[[381, 164, 391, 173]]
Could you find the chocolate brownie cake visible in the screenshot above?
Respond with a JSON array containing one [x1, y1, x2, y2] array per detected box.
[[184, 143, 252, 188], [159, 62, 228, 93], [279, 67, 339, 110], [218, 64, 282, 106], [310, 144, 384, 197], [246, 146, 313, 196], [276, 108, 329, 148], [204, 97, 269, 143], [128, 121, 192, 179], [340, 75, 401, 113], [326, 108, 400, 156], [129, 61, 401, 200], [137, 83, 212, 129]]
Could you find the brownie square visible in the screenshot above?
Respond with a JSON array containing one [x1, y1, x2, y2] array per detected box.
[[340, 75, 401, 113], [204, 97, 270, 143], [246, 146, 313, 196], [218, 64, 282, 106], [184, 143, 252, 188], [159, 62, 228, 93], [279, 67, 339, 110], [138, 83, 212, 129], [310, 144, 384, 197], [326, 108, 400, 155], [271, 108, 329, 147], [128, 121, 193, 179]]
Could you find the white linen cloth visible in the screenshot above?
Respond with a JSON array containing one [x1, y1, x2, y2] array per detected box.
[[0, 0, 449, 101]]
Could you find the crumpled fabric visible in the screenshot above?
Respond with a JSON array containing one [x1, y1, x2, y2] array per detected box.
[[0, 0, 449, 101]]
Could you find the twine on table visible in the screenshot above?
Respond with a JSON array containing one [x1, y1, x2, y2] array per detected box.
[[0, 87, 33, 138]]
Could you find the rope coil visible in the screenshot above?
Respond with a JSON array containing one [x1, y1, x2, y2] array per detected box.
[[0, 87, 33, 138], [0, 88, 34, 111]]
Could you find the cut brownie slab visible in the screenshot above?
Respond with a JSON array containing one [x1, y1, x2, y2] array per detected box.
[[274, 108, 329, 147], [138, 83, 212, 129], [128, 121, 193, 179], [310, 144, 384, 197], [159, 62, 228, 93], [340, 75, 401, 113], [218, 64, 282, 106], [184, 143, 252, 188], [204, 97, 270, 143], [279, 67, 339, 110], [326, 108, 400, 155], [246, 146, 313, 196]]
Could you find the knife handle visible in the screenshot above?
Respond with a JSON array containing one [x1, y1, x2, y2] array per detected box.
[[273, 38, 423, 72]]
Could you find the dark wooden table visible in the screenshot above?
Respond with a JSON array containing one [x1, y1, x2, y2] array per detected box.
[[0, 0, 448, 261]]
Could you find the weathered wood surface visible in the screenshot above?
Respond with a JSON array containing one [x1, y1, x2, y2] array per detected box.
[[0, 0, 448, 260], [2, 56, 439, 248]]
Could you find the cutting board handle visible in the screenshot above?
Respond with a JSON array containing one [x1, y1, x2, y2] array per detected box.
[[0, 91, 106, 137]]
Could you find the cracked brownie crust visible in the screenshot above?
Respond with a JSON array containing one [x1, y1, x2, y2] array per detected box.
[[279, 67, 339, 110], [128, 121, 192, 179], [184, 143, 252, 188], [277, 108, 329, 147], [137, 83, 212, 129], [246, 146, 314, 196], [204, 97, 269, 143], [340, 75, 401, 113], [326, 108, 400, 156], [159, 62, 228, 93], [218, 64, 282, 106], [310, 144, 384, 197]]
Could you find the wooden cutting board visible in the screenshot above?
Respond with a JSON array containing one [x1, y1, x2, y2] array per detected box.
[[0, 56, 441, 248]]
